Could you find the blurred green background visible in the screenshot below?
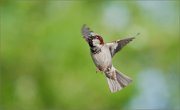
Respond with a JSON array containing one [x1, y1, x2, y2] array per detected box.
[[0, 1, 180, 110]]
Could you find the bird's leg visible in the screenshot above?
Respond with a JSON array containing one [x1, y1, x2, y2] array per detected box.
[[96, 65, 103, 73], [96, 67, 100, 73], [105, 67, 116, 80]]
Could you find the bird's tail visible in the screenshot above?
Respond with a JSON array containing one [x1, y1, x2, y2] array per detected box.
[[106, 67, 132, 93]]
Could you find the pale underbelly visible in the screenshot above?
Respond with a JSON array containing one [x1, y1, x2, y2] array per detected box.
[[92, 51, 112, 70]]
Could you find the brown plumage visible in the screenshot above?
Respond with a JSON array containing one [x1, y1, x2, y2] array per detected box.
[[81, 24, 136, 93]]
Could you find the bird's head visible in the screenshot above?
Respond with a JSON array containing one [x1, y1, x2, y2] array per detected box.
[[88, 32, 104, 47]]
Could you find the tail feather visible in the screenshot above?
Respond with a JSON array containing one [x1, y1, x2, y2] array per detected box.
[[107, 78, 122, 92], [116, 70, 132, 87], [106, 69, 132, 93]]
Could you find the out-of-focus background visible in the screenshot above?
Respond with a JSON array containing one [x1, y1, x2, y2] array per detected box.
[[0, 1, 179, 110]]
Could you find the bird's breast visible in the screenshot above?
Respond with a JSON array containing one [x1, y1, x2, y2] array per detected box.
[[92, 46, 112, 70]]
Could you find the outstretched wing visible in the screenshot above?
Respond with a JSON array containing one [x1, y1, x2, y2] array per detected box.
[[81, 24, 93, 42], [107, 37, 135, 57]]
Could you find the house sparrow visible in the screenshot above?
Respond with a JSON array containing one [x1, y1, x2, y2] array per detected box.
[[81, 24, 136, 93]]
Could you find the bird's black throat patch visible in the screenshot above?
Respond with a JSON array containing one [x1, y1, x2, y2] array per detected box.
[[90, 47, 101, 54]]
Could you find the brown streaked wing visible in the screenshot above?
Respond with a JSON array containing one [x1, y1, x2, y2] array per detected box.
[[81, 24, 93, 42], [107, 37, 135, 57]]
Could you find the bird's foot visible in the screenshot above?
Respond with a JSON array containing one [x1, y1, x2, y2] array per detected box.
[[96, 66, 104, 73], [96, 67, 101, 73]]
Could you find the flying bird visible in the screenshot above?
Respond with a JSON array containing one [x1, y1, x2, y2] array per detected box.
[[81, 24, 136, 93]]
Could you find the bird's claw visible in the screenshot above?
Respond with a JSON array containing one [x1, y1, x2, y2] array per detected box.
[[96, 68, 100, 73], [96, 66, 105, 73]]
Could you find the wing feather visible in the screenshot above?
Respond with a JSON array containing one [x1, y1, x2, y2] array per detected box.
[[81, 24, 93, 42], [107, 37, 135, 57]]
